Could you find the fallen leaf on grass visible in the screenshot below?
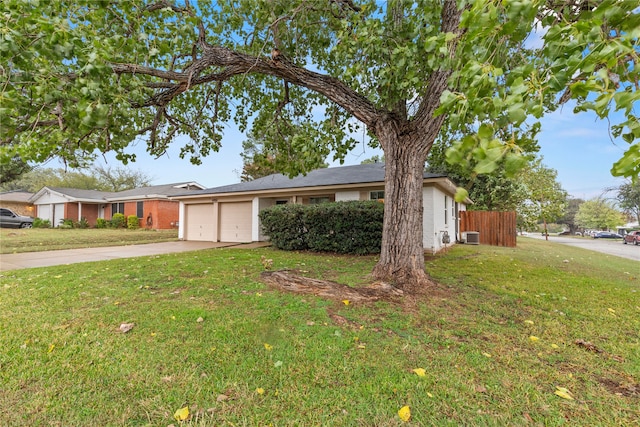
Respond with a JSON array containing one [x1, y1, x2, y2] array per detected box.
[[412, 368, 427, 377], [475, 385, 487, 393], [524, 320, 534, 325], [575, 339, 601, 353], [342, 299, 350, 306], [554, 386, 574, 400], [264, 343, 273, 351], [529, 336, 540, 342], [119, 323, 135, 333], [256, 388, 265, 395], [398, 405, 411, 422], [196, 317, 204, 323], [48, 344, 55, 353], [482, 352, 492, 358], [174, 406, 189, 421], [216, 394, 229, 402]]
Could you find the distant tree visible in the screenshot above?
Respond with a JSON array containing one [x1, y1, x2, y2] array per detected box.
[[0, 156, 31, 185], [0, 165, 151, 192], [360, 155, 385, 165], [616, 181, 640, 225], [517, 159, 567, 238], [92, 164, 153, 192], [557, 198, 585, 235], [240, 131, 327, 182], [575, 198, 625, 231]]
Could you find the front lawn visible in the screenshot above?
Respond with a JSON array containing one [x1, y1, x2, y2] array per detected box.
[[0, 228, 179, 254], [0, 239, 637, 425]]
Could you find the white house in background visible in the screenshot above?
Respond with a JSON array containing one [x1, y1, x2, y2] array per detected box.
[[171, 163, 469, 253]]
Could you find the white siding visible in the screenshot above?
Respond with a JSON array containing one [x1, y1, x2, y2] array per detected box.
[[335, 191, 360, 202], [423, 187, 454, 254]]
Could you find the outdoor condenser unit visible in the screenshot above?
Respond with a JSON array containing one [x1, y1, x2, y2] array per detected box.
[[465, 231, 480, 245]]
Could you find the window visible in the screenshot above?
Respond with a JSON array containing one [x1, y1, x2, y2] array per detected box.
[[444, 196, 448, 225], [309, 197, 331, 204], [370, 191, 385, 201], [136, 201, 144, 218], [111, 203, 124, 215], [275, 200, 288, 205]]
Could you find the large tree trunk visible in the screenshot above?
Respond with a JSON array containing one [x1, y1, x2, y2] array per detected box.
[[372, 125, 432, 293]]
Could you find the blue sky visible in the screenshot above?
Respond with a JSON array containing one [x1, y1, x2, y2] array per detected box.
[[93, 105, 627, 200]]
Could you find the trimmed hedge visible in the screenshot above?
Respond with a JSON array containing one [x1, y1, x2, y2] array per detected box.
[[127, 215, 140, 229], [259, 201, 383, 254]]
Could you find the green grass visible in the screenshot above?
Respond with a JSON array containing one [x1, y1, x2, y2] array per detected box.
[[0, 228, 179, 254], [0, 239, 638, 426]]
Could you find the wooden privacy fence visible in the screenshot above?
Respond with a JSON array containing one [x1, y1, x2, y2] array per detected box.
[[459, 211, 517, 247]]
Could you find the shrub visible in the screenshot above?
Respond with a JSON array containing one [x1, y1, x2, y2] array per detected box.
[[259, 201, 384, 254], [33, 218, 51, 228], [304, 201, 383, 254], [96, 218, 108, 229], [127, 215, 140, 229], [59, 218, 74, 229], [75, 217, 90, 229], [259, 204, 308, 251], [111, 213, 126, 228]]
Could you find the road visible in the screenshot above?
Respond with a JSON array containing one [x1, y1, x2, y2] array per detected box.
[[525, 234, 640, 262]]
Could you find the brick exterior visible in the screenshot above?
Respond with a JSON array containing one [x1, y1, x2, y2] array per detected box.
[[0, 202, 35, 217], [104, 200, 179, 229]]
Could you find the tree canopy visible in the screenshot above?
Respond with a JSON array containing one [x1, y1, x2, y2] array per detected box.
[[0, 165, 153, 193], [1, 0, 638, 290], [615, 180, 640, 225], [575, 198, 625, 231]]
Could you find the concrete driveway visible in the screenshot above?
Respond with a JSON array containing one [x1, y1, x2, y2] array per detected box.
[[0, 241, 270, 272], [525, 234, 640, 262]]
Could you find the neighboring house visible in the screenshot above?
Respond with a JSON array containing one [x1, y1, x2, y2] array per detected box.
[[172, 163, 469, 253], [29, 182, 204, 228], [0, 191, 35, 217]]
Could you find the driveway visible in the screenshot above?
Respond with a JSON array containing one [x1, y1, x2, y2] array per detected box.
[[0, 241, 271, 272], [524, 234, 640, 262]]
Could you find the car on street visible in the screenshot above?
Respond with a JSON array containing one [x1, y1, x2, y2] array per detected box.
[[623, 230, 640, 245], [593, 231, 622, 239], [0, 208, 34, 228]]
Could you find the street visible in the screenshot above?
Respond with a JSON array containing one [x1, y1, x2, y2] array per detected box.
[[524, 234, 640, 262]]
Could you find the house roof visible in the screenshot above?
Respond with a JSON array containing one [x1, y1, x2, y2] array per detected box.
[[0, 190, 35, 203], [29, 182, 205, 203], [107, 182, 205, 201], [175, 163, 448, 196]]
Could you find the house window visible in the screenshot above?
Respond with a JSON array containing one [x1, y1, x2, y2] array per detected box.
[[111, 203, 124, 215], [370, 191, 385, 201], [444, 196, 448, 225], [275, 200, 288, 205], [309, 197, 331, 204], [136, 201, 144, 218]]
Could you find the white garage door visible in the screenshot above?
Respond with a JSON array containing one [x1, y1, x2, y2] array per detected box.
[[185, 204, 215, 241], [219, 202, 252, 242], [37, 205, 50, 222]]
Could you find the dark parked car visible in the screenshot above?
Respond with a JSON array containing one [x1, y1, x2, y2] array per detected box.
[[623, 230, 640, 245], [593, 231, 622, 239], [0, 208, 34, 228]]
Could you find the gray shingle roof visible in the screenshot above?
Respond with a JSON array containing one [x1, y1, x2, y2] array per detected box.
[[109, 182, 203, 199], [46, 187, 115, 200], [0, 191, 35, 203], [179, 163, 446, 196]]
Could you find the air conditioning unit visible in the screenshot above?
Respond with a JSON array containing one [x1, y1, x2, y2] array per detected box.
[[465, 231, 480, 245]]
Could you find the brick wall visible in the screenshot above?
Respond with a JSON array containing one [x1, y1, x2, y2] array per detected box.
[[0, 202, 35, 217]]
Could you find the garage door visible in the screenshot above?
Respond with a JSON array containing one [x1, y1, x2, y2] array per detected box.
[[219, 201, 252, 242], [185, 203, 215, 241]]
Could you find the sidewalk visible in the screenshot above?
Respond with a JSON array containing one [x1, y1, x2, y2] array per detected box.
[[0, 241, 271, 272]]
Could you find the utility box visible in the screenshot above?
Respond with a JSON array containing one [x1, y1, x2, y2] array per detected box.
[[465, 231, 480, 245]]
